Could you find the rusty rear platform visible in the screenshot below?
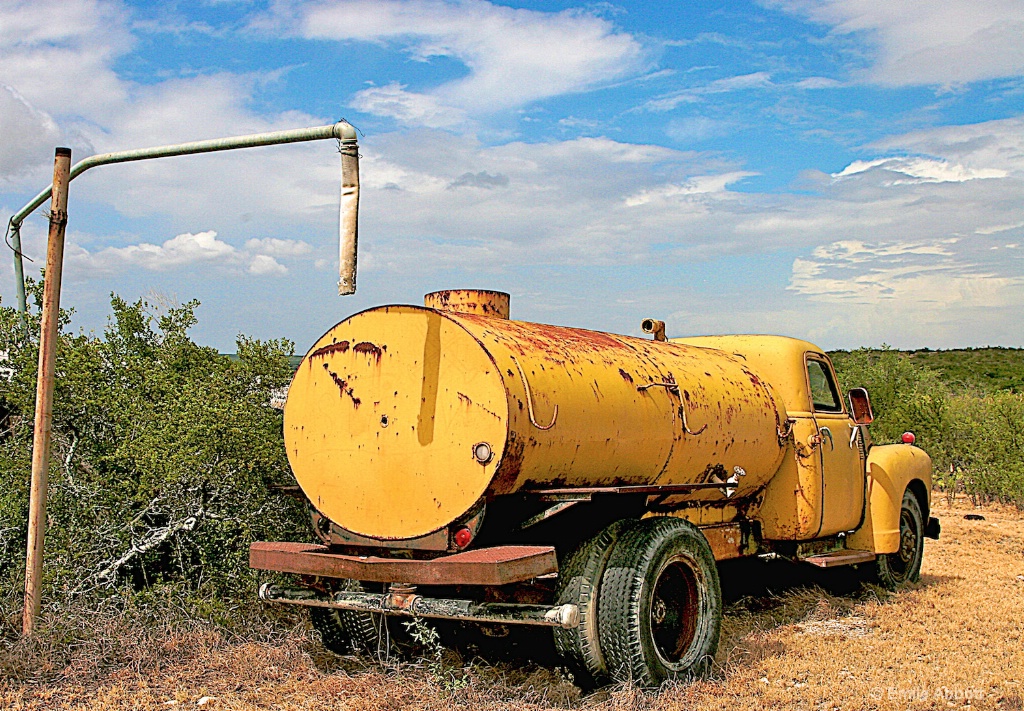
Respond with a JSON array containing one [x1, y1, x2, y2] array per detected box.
[[249, 541, 558, 586]]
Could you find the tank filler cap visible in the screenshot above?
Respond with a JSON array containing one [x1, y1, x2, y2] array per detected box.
[[425, 289, 510, 318]]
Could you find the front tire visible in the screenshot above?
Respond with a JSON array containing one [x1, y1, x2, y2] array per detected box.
[[598, 517, 722, 688], [868, 489, 924, 589]]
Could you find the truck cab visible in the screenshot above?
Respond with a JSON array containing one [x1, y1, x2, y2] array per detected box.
[[679, 335, 936, 557]]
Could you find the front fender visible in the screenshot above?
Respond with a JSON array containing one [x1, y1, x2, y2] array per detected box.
[[846, 444, 932, 554]]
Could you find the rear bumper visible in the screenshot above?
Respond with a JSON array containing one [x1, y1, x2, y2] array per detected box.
[[249, 541, 558, 586], [925, 516, 941, 540], [259, 583, 578, 629]]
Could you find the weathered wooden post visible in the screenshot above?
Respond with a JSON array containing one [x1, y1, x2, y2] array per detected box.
[[22, 147, 71, 636]]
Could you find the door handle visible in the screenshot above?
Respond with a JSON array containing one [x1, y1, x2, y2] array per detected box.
[[819, 426, 834, 450]]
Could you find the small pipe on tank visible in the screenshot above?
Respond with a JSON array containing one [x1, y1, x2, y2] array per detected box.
[[642, 318, 667, 341]]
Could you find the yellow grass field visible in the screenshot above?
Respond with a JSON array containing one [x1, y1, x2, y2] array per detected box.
[[4, 495, 1023, 711]]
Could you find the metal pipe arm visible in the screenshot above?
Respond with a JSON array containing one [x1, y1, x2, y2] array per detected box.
[[8, 121, 359, 313]]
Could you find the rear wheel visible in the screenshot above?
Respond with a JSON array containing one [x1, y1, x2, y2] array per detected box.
[[309, 580, 416, 660], [868, 490, 924, 589], [553, 519, 637, 688], [598, 517, 722, 688]]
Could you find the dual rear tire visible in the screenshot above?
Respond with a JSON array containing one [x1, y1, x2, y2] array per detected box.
[[555, 517, 723, 688], [309, 581, 418, 660]]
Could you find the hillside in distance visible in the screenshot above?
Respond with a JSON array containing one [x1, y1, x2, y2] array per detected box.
[[829, 347, 1024, 394]]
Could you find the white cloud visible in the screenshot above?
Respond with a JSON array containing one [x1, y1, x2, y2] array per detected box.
[[665, 116, 733, 143], [284, 0, 645, 122], [976, 221, 1024, 235], [788, 237, 1024, 308], [624, 172, 757, 206], [0, 84, 61, 176], [247, 254, 287, 276], [67, 230, 308, 277], [642, 72, 773, 112], [772, 0, 1024, 86], [245, 238, 314, 258], [350, 83, 466, 128], [795, 76, 844, 89], [868, 117, 1024, 176], [68, 230, 233, 274], [833, 157, 1008, 184], [0, 0, 131, 124]]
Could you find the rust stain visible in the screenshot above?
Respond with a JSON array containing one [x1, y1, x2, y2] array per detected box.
[[324, 368, 361, 408], [310, 340, 350, 359], [353, 341, 384, 361], [618, 368, 634, 384], [457, 392, 473, 406], [489, 432, 525, 494]]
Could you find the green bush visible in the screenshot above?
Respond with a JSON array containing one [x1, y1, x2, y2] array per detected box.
[[0, 283, 307, 615], [832, 347, 1024, 509]]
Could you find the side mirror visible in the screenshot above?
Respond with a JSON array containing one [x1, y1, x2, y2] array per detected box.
[[848, 387, 873, 425]]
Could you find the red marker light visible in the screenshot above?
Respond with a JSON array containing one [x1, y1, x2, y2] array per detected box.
[[902, 432, 916, 444], [453, 527, 473, 549]]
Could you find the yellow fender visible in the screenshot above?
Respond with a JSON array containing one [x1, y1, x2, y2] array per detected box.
[[847, 444, 932, 554]]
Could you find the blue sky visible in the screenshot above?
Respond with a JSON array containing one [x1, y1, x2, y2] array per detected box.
[[2, 0, 1023, 351]]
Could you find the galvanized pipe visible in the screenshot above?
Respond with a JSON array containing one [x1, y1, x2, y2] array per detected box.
[[8, 122, 359, 312], [338, 139, 359, 295], [259, 583, 580, 629], [22, 147, 71, 637]]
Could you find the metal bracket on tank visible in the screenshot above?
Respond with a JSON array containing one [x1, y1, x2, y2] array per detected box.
[[777, 417, 796, 444], [512, 356, 558, 431], [637, 381, 707, 436]]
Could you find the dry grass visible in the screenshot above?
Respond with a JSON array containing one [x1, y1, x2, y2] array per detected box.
[[3, 494, 1023, 710]]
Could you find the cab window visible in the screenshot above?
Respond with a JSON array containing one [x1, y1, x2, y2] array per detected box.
[[807, 358, 842, 413]]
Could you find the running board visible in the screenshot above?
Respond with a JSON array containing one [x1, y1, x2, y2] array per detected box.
[[801, 550, 876, 568]]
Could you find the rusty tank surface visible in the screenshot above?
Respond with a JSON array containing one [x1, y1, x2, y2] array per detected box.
[[284, 290, 789, 541]]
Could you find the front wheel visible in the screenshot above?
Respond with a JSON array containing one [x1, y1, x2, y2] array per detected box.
[[867, 489, 924, 590], [597, 517, 722, 688]]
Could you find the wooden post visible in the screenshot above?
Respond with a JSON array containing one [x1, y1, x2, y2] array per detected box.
[[22, 147, 72, 637]]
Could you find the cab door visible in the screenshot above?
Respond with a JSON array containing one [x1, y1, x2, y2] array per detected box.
[[806, 355, 865, 536]]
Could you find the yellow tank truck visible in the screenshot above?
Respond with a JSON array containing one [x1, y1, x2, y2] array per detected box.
[[252, 288, 940, 688]]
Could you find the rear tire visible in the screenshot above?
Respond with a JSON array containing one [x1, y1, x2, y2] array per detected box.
[[553, 519, 637, 688], [598, 517, 722, 688], [309, 580, 409, 660], [867, 490, 924, 590]]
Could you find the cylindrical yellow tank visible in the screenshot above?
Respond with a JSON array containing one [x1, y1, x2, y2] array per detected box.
[[284, 291, 788, 540]]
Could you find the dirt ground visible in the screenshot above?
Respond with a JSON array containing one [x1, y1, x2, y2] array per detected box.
[[3, 495, 1023, 711]]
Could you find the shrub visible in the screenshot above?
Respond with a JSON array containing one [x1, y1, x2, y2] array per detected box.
[[0, 283, 307, 618], [833, 347, 1024, 509]]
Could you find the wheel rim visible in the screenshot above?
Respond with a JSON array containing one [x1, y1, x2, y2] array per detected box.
[[649, 555, 703, 669], [890, 507, 919, 579]]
